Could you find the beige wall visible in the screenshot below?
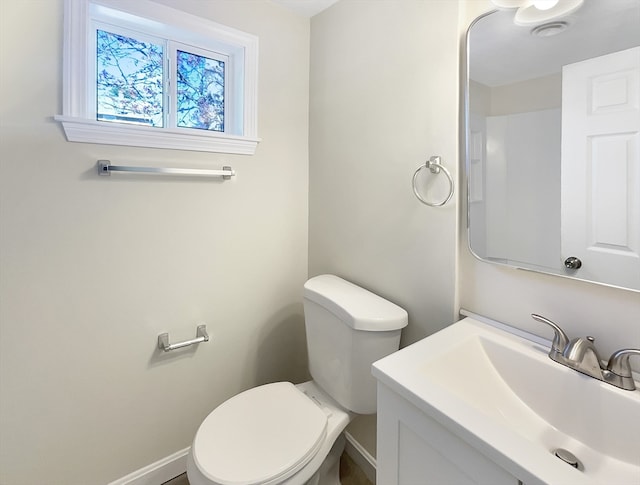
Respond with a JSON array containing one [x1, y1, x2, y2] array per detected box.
[[489, 73, 562, 115], [459, 2, 640, 361], [308, 0, 460, 460], [469, 79, 491, 116], [471, 75, 562, 117], [0, 1, 310, 483], [309, 0, 460, 348]]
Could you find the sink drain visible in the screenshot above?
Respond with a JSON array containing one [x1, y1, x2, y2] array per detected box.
[[553, 448, 582, 469]]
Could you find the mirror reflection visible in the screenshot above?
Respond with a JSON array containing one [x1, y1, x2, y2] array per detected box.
[[466, 0, 640, 291]]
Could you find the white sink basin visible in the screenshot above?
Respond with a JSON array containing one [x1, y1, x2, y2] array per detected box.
[[372, 315, 640, 485]]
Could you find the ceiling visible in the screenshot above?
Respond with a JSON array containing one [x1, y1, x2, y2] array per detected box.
[[270, 0, 340, 17]]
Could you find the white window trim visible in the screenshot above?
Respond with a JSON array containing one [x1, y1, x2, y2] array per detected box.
[[55, 0, 260, 155]]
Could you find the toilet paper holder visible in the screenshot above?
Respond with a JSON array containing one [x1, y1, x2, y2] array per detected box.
[[158, 324, 209, 352]]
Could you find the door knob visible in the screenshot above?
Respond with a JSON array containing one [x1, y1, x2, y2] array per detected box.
[[564, 257, 582, 269]]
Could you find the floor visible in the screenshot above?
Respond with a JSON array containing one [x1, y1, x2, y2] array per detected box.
[[339, 452, 374, 485], [162, 451, 374, 485]]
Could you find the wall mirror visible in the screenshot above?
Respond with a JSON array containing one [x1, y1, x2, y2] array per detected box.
[[465, 0, 640, 291]]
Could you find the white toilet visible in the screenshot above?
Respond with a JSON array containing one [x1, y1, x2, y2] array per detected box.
[[187, 274, 408, 485]]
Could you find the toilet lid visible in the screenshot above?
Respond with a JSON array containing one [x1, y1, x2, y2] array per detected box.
[[192, 382, 328, 485]]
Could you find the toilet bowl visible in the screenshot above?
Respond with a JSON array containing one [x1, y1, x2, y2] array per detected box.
[[187, 275, 408, 485], [187, 381, 351, 485]]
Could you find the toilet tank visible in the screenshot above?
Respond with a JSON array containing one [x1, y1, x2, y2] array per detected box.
[[303, 275, 408, 414]]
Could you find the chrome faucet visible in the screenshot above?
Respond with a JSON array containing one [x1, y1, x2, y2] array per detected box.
[[531, 314, 640, 391]]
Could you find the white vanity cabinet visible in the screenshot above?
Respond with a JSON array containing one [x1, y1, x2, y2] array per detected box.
[[376, 382, 521, 485], [371, 315, 640, 485]]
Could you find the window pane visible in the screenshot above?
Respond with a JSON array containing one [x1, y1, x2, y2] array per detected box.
[[96, 29, 164, 127], [176, 50, 225, 132]]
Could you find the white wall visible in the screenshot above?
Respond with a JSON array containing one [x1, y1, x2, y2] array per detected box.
[[309, 0, 460, 348], [459, 2, 640, 364], [484, 109, 561, 268], [0, 1, 310, 483]]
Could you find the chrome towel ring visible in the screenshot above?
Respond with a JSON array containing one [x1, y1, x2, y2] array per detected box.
[[412, 156, 454, 207]]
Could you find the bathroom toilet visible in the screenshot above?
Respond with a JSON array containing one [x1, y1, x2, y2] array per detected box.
[[187, 274, 408, 485]]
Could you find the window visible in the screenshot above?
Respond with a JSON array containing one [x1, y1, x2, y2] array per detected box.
[[95, 28, 165, 127], [175, 49, 226, 132], [56, 0, 259, 154]]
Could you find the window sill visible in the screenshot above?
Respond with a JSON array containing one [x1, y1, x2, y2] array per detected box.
[[55, 116, 260, 155]]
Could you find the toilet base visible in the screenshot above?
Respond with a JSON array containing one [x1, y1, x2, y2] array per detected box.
[[187, 432, 347, 485], [305, 433, 345, 485]]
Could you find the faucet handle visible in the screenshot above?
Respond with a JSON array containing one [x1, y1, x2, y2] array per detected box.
[[531, 314, 569, 355], [607, 349, 640, 377], [606, 349, 640, 391]]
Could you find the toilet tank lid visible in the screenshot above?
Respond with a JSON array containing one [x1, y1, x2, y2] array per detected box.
[[304, 275, 408, 331]]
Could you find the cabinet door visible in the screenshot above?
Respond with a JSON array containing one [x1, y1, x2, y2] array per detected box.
[[377, 384, 520, 485]]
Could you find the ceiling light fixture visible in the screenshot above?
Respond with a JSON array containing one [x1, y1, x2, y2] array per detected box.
[[491, 0, 584, 27], [532, 0, 559, 10], [491, 0, 532, 7]]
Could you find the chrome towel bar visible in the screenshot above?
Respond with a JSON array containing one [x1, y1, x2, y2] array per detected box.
[[98, 160, 235, 179], [158, 324, 209, 352]]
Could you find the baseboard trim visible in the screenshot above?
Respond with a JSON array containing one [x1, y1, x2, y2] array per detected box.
[[108, 434, 375, 485], [107, 447, 189, 485], [344, 431, 377, 484]]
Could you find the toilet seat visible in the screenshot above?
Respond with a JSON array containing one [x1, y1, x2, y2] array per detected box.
[[191, 382, 328, 485]]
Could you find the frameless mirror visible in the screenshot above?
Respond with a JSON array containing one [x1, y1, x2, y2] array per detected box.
[[465, 0, 640, 291]]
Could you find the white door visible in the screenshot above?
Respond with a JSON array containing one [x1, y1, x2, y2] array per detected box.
[[561, 46, 640, 289]]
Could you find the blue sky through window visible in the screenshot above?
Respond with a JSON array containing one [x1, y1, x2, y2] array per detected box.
[[96, 29, 164, 127], [176, 50, 225, 132]]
